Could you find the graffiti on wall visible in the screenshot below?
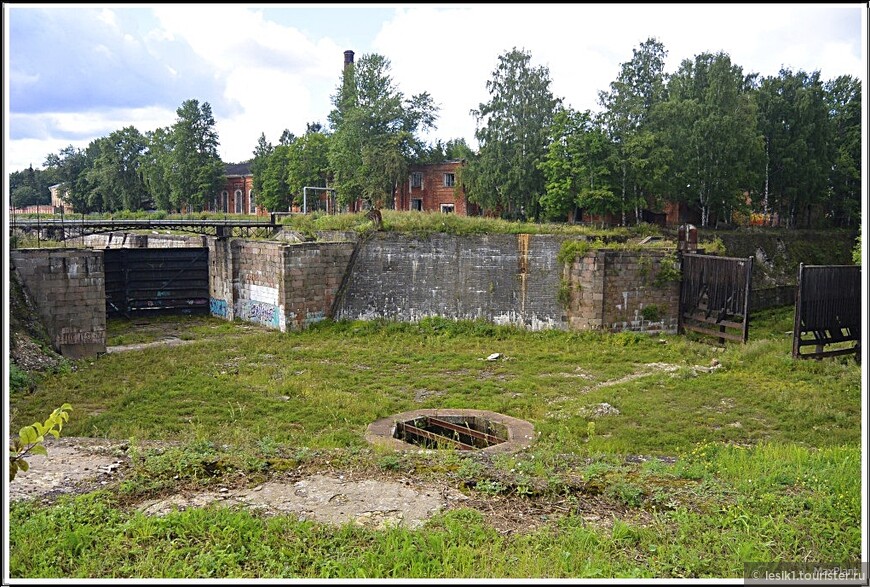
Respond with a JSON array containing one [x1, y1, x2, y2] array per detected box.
[[210, 298, 228, 318], [236, 299, 281, 329], [58, 330, 105, 345]]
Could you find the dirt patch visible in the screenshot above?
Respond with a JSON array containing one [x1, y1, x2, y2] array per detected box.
[[106, 337, 196, 354], [137, 475, 468, 530], [9, 437, 134, 503], [9, 438, 661, 535]]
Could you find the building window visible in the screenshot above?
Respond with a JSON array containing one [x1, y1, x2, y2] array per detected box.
[[249, 189, 256, 214], [235, 190, 243, 213], [221, 191, 229, 213], [443, 173, 455, 187], [411, 199, 423, 211], [411, 172, 423, 189], [440, 203, 454, 214]]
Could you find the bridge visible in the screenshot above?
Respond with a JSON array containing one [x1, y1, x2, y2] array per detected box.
[[9, 216, 282, 240]]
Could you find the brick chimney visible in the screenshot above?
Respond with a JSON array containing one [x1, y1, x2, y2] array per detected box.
[[343, 50, 354, 67]]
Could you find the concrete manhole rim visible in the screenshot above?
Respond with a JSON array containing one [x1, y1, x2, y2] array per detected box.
[[366, 408, 535, 454]]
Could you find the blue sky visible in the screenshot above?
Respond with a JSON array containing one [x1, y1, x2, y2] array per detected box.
[[4, 3, 867, 177]]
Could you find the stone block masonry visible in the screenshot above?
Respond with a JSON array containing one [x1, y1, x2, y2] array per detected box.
[[207, 238, 355, 331], [11, 249, 106, 358], [564, 250, 680, 334], [335, 233, 568, 330]]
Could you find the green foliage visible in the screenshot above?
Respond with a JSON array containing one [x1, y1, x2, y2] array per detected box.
[[464, 47, 559, 220], [605, 480, 644, 508], [328, 53, 437, 209], [703, 237, 727, 256], [85, 126, 150, 211], [9, 364, 32, 393], [652, 253, 681, 287], [539, 108, 616, 221], [9, 404, 72, 481], [259, 144, 293, 212], [824, 75, 861, 227], [556, 240, 593, 265], [852, 229, 861, 265], [167, 99, 225, 212], [586, 421, 596, 440], [654, 52, 763, 227], [556, 279, 572, 308], [598, 38, 670, 225], [640, 304, 661, 322], [286, 130, 330, 206], [757, 69, 837, 228], [9, 164, 55, 207]]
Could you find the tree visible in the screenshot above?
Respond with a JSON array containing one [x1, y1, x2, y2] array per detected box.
[[463, 47, 559, 220], [250, 132, 273, 207], [167, 99, 225, 211], [259, 144, 293, 212], [824, 75, 861, 228], [286, 128, 330, 206], [86, 126, 149, 212], [327, 53, 438, 210], [539, 108, 616, 223], [44, 145, 95, 213], [598, 38, 669, 225], [653, 52, 763, 227], [756, 69, 831, 227], [10, 165, 51, 208], [140, 127, 174, 211], [419, 138, 474, 164]]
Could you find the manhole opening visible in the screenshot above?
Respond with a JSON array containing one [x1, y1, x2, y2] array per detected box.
[[393, 415, 507, 450]]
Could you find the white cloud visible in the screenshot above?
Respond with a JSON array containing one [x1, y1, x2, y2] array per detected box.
[[372, 4, 865, 149], [7, 106, 178, 171], [148, 5, 345, 162], [5, 3, 865, 176]]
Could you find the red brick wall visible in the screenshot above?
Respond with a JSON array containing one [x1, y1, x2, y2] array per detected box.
[[210, 175, 267, 216], [395, 161, 478, 215]]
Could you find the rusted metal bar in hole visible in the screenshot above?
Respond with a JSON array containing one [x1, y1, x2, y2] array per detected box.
[[426, 417, 506, 445], [396, 422, 475, 450]]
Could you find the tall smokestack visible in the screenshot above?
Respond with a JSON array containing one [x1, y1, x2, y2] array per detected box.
[[343, 50, 355, 67]]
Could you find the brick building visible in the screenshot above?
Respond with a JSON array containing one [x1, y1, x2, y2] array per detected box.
[[207, 162, 267, 216], [393, 160, 480, 215]]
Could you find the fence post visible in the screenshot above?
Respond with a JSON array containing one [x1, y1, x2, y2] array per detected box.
[[792, 263, 804, 358], [741, 256, 753, 343]]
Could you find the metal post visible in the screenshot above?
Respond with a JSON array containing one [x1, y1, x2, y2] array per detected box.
[[303, 187, 308, 214]]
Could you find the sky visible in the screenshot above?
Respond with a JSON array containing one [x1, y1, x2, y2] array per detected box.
[[3, 3, 868, 177]]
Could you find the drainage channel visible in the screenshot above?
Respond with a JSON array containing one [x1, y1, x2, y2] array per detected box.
[[366, 409, 536, 454], [394, 416, 507, 450]]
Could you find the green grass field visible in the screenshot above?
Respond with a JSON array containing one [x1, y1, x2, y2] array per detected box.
[[7, 307, 863, 578]]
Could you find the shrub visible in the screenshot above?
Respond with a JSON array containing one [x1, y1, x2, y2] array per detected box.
[[557, 240, 593, 265], [9, 364, 31, 393], [641, 305, 661, 322], [9, 404, 72, 481]]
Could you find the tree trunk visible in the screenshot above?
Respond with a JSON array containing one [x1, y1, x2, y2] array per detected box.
[[763, 138, 769, 224]]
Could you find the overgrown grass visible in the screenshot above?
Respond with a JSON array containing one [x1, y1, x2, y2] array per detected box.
[[12, 308, 859, 453], [7, 306, 862, 578], [280, 210, 664, 239], [9, 441, 860, 578]]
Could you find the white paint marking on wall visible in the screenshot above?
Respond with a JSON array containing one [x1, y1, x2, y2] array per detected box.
[[239, 283, 279, 305]]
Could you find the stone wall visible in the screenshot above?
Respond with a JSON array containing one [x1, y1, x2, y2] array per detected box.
[[207, 238, 355, 331], [232, 240, 286, 330], [284, 242, 356, 330], [10, 249, 106, 358], [335, 233, 568, 330], [564, 250, 680, 334]]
